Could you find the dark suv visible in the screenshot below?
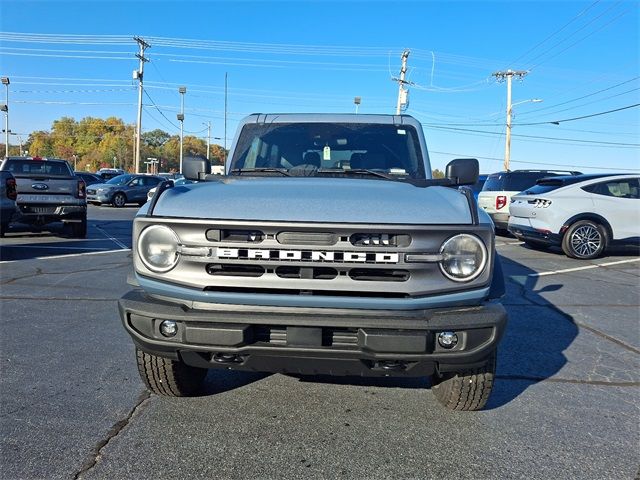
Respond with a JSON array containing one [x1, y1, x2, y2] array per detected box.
[[478, 169, 581, 230]]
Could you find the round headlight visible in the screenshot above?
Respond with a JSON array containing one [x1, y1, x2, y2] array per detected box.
[[138, 225, 179, 272], [439, 234, 487, 282]]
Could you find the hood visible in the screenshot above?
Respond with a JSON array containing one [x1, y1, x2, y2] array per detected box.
[[150, 176, 473, 224]]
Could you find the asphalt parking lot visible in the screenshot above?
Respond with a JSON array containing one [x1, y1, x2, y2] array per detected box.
[[1, 205, 638, 479]]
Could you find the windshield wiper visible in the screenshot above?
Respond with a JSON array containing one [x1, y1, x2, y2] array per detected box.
[[230, 168, 292, 177], [316, 168, 400, 181]]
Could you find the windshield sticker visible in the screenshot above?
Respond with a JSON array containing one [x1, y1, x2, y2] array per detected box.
[[397, 129, 406, 135], [323, 146, 331, 161]]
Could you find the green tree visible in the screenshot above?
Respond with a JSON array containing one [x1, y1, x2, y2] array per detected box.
[[209, 144, 228, 165], [51, 117, 77, 160], [26, 131, 54, 157], [432, 169, 445, 178]]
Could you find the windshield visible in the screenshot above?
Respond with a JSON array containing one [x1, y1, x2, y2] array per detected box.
[[106, 174, 134, 185], [229, 122, 427, 179]]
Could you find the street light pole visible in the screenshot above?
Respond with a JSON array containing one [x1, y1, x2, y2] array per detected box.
[[1, 77, 10, 158], [178, 86, 186, 173], [204, 121, 211, 161]]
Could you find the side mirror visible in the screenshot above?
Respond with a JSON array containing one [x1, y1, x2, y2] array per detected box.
[[183, 156, 211, 181], [445, 158, 479, 186]]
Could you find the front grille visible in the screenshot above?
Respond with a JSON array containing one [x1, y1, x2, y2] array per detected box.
[[87, 189, 96, 194], [135, 219, 493, 299]]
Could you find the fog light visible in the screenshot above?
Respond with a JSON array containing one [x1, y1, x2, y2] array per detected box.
[[160, 320, 178, 337], [438, 331, 458, 349]]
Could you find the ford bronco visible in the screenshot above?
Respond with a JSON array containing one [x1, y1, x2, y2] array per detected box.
[[119, 114, 507, 411]]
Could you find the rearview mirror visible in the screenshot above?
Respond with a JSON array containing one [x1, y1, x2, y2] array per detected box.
[[183, 156, 211, 181], [445, 158, 479, 186]]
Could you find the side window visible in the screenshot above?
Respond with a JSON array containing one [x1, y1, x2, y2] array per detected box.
[[145, 177, 161, 186], [589, 179, 639, 199], [129, 178, 142, 187]]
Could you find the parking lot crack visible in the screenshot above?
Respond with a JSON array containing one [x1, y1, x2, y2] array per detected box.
[[1, 262, 129, 285], [72, 390, 151, 480]]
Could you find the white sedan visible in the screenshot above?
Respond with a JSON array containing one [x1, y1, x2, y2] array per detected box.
[[508, 174, 639, 259]]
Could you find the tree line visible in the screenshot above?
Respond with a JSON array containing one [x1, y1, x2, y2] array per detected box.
[[2, 116, 227, 173]]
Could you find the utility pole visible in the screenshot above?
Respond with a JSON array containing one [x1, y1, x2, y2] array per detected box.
[[133, 37, 150, 174], [394, 50, 411, 115], [224, 72, 228, 163], [205, 121, 211, 161], [493, 69, 528, 171], [177, 86, 186, 172], [1, 77, 10, 158]]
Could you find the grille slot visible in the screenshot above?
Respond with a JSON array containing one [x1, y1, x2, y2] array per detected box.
[[206, 264, 265, 277], [349, 268, 410, 282], [206, 229, 264, 243], [277, 231, 338, 245], [276, 266, 338, 280], [349, 233, 411, 247]]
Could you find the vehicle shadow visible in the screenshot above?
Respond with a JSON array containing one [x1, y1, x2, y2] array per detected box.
[[202, 370, 272, 396], [0, 219, 134, 261], [484, 254, 577, 409], [287, 254, 579, 410]]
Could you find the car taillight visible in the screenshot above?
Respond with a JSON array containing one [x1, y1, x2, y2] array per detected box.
[[6, 177, 17, 200], [77, 179, 86, 199], [496, 195, 507, 210]]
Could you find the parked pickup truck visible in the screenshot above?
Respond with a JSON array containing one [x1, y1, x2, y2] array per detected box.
[[0, 156, 87, 237], [119, 114, 507, 411], [0, 169, 19, 236]]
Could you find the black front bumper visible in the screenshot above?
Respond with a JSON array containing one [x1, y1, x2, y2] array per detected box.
[[119, 290, 507, 377]]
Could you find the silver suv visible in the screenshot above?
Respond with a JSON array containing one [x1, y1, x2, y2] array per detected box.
[[119, 114, 508, 411]]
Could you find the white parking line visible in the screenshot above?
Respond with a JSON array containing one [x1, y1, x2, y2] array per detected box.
[[96, 225, 129, 249], [528, 258, 640, 277], [0, 248, 131, 263]]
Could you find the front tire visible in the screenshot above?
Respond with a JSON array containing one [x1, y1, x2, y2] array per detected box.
[[136, 348, 207, 397], [431, 352, 496, 411], [112, 192, 127, 208], [562, 220, 607, 259]]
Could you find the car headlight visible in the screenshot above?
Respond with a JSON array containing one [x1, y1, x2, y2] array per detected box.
[[439, 234, 487, 282], [137, 225, 180, 272]]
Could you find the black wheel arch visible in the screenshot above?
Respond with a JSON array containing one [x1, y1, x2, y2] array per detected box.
[[561, 212, 612, 241]]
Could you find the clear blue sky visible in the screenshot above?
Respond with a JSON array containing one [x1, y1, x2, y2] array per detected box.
[[1, 0, 639, 173]]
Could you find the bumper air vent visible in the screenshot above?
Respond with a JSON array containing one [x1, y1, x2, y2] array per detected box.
[[206, 264, 265, 277], [275, 266, 338, 280], [276, 231, 338, 245], [349, 233, 411, 247], [349, 268, 410, 282], [206, 229, 264, 243]]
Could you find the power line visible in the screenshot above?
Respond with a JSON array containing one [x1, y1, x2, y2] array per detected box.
[[429, 150, 640, 172], [516, 103, 640, 125], [143, 90, 179, 130], [426, 125, 640, 147]]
